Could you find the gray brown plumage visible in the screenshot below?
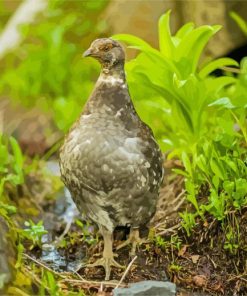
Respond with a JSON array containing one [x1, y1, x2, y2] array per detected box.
[[59, 38, 164, 280]]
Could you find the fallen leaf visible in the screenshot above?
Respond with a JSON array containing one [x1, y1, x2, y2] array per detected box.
[[211, 281, 224, 292], [178, 245, 187, 257], [191, 255, 200, 264], [193, 275, 207, 287]]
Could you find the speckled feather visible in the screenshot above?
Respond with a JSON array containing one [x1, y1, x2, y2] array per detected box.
[[59, 39, 164, 233]]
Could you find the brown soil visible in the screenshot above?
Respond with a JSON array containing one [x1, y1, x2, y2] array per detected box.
[[21, 160, 247, 295]]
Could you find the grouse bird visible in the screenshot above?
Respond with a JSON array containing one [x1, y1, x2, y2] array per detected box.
[[59, 38, 164, 280]]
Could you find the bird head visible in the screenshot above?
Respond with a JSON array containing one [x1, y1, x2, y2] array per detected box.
[[83, 38, 125, 70]]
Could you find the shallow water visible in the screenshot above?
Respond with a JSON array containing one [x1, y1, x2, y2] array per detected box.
[[39, 161, 83, 272]]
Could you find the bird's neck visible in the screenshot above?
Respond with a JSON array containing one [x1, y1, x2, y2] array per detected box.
[[98, 63, 126, 86], [84, 63, 134, 115]]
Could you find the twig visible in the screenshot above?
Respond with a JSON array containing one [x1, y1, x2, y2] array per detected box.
[[61, 278, 127, 288], [53, 219, 73, 247], [156, 223, 181, 236], [99, 282, 103, 292], [23, 253, 66, 278], [227, 274, 247, 283], [23, 253, 128, 289], [221, 66, 241, 74], [74, 271, 87, 282], [115, 256, 137, 289], [207, 254, 217, 269], [173, 192, 186, 211]]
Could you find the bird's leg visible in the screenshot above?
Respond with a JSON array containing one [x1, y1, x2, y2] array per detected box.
[[87, 226, 124, 280], [116, 227, 143, 257]]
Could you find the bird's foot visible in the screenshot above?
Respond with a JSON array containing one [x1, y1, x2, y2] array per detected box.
[[116, 228, 144, 257], [87, 255, 124, 280]]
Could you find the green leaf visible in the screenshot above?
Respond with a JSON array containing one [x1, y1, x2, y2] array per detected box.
[[171, 100, 194, 134], [224, 159, 238, 173], [205, 76, 236, 94], [210, 158, 225, 180], [112, 34, 153, 51], [112, 33, 179, 74], [175, 22, 194, 39], [158, 10, 175, 58], [175, 25, 221, 73], [212, 175, 219, 190], [9, 137, 24, 184], [182, 152, 192, 176], [132, 71, 177, 105], [0, 138, 9, 167], [208, 97, 236, 109], [223, 180, 235, 195], [173, 73, 187, 88], [172, 168, 189, 177], [195, 154, 208, 174], [199, 58, 239, 78], [230, 11, 247, 36], [235, 178, 247, 197]]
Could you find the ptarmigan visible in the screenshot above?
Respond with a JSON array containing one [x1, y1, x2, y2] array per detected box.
[[59, 38, 164, 280]]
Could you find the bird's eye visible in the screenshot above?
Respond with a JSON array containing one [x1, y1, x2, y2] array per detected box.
[[103, 45, 110, 51]]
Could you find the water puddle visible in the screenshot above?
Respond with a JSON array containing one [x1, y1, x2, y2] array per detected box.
[[37, 161, 84, 272]]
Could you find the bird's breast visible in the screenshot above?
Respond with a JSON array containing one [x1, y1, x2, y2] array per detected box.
[[60, 114, 153, 189]]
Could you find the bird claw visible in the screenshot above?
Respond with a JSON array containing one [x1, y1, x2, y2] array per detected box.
[[87, 256, 125, 280], [116, 229, 144, 257]]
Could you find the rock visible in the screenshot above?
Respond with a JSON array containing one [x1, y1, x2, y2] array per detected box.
[[113, 280, 176, 296], [0, 217, 16, 293]]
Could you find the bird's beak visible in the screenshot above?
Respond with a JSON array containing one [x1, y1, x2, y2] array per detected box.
[[83, 48, 92, 57]]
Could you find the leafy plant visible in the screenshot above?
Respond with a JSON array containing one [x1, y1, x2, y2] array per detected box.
[[179, 211, 196, 236], [168, 262, 182, 273], [0, 136, 24, 197], [0, 1, 109, 132], [23, 220, 48, 249], [75, 219, 98, 245], [113, 10, 238, 155]]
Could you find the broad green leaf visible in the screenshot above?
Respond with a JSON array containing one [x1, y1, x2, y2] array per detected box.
[[112, 34, 153, 50], [0, 140, 9, 167], [223, 180, 235, 195], [10, 137, 23, 168], [235, 178, 247, 196], [132, 71, 179, 105], [9, 137, 24, 183], [190, 26, 221, 73], [112, 33, 179, 74], [210, 158, 225, 180], [187, 194, 199, 212], [172, 168, 189, 177], [208, 97, 236, 109], [182, 152, 192, 176], [199, 58, 239, 78], [175, 25, 221, 73], [175, 22, 194, 39], [171, 99, 194, 134], [205, 76, 236, 94], [173, 73, 187, 88], [195, 154, 208, 174], [212, 175, 219, 190], [224, 159, 238, 173], [158, 10, 175, 58]]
